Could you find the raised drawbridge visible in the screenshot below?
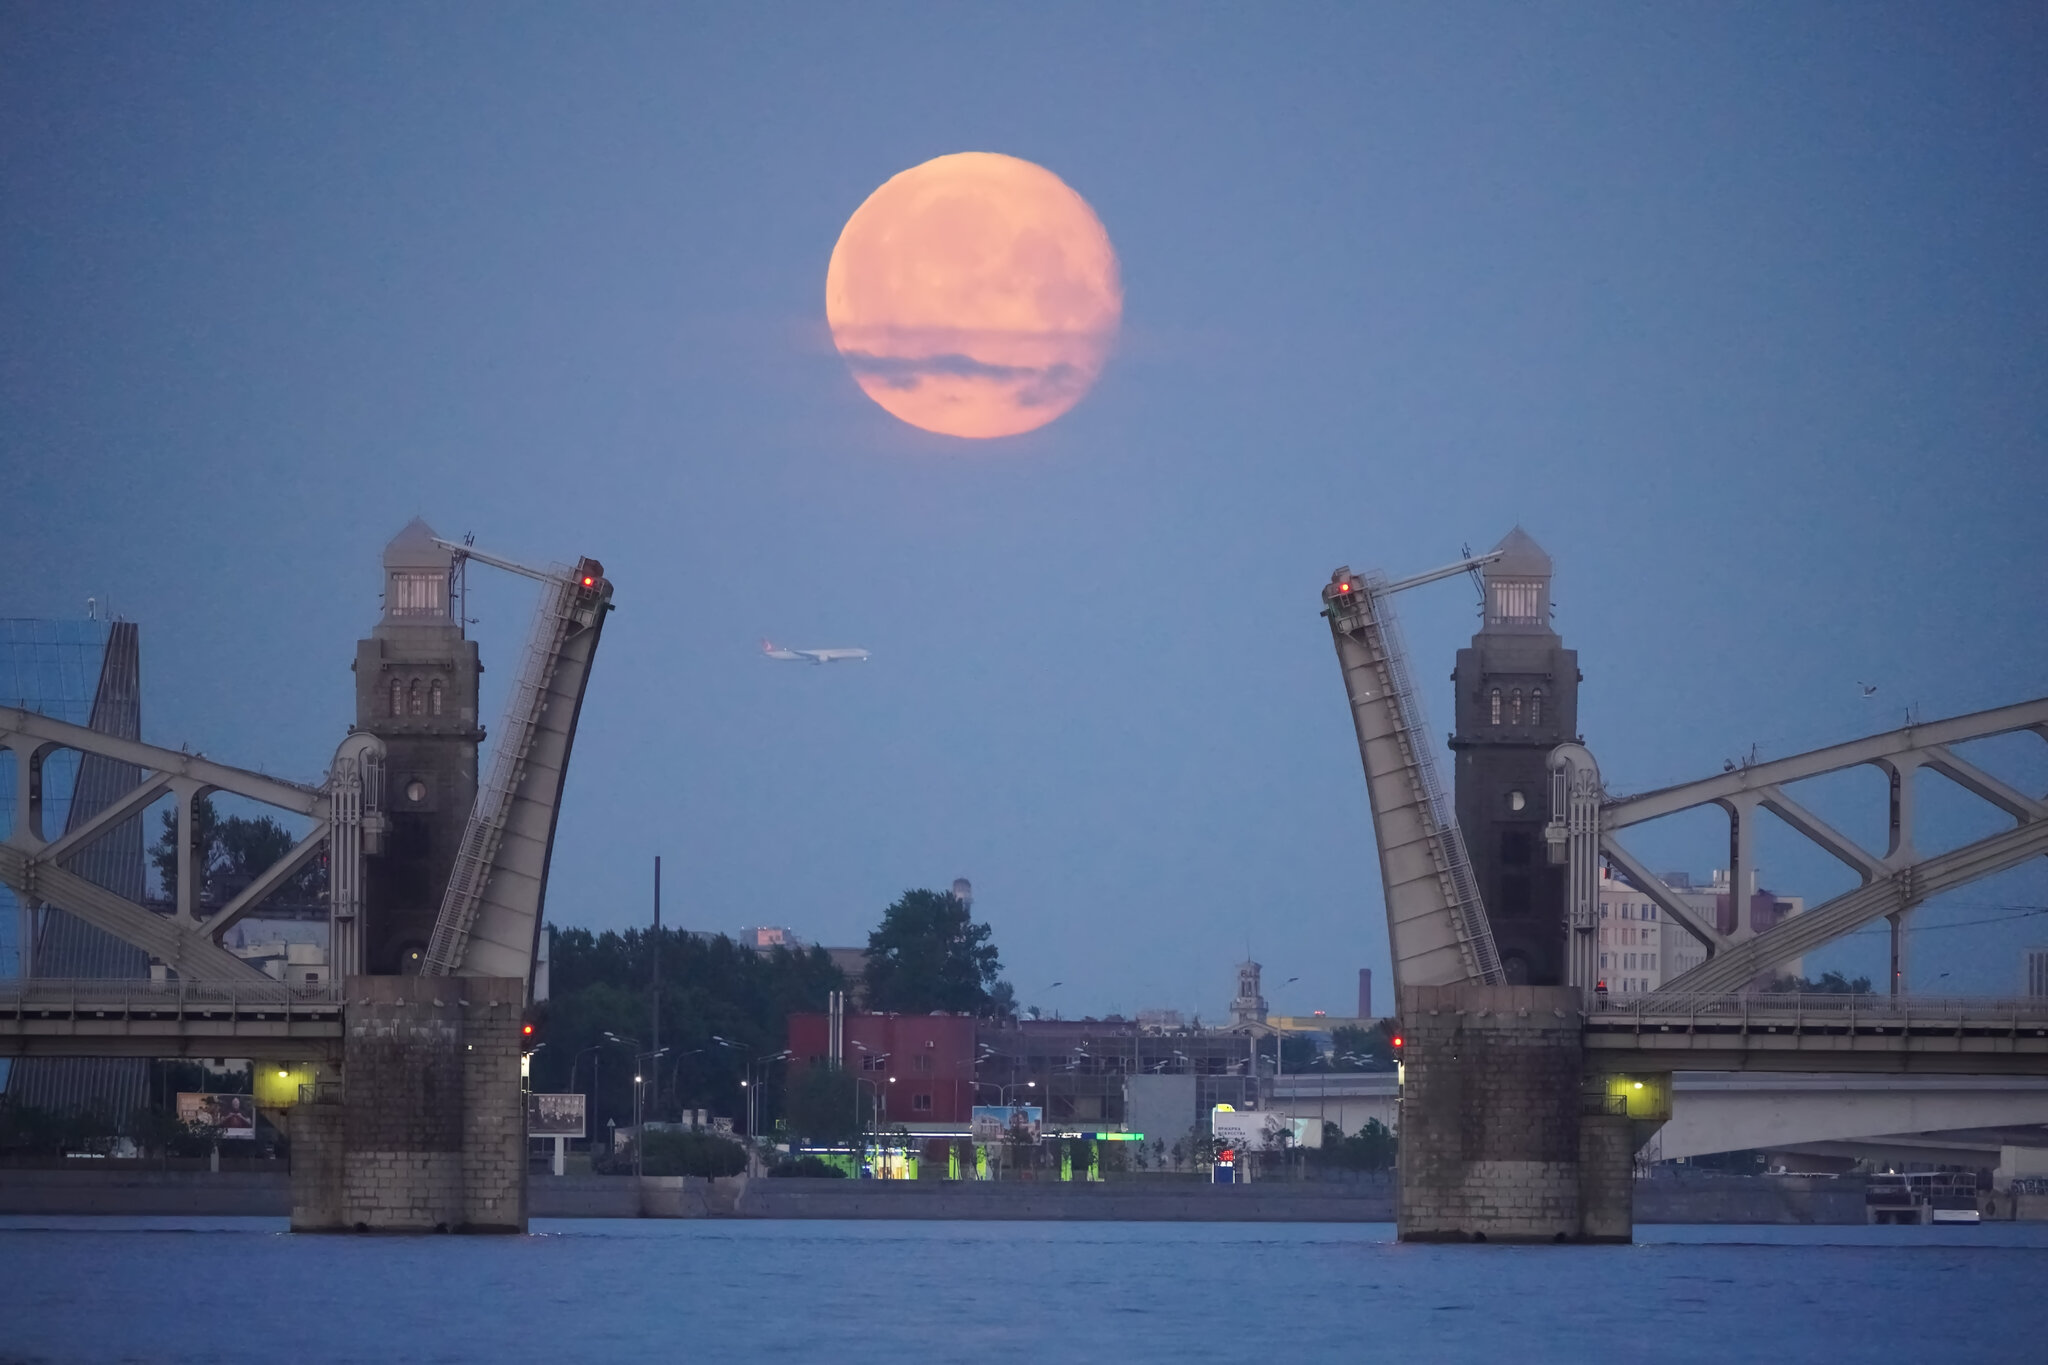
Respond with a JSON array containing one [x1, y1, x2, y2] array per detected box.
[[1321, 555, 1505, 991], [422, 541, 611, 980], [1, 532, 610, 1012]]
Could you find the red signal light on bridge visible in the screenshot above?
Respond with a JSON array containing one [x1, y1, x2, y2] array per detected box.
[[1390, 1035, 1403, 1050], [521, 1022, 536, 1039], [580, 575, 595, 588]]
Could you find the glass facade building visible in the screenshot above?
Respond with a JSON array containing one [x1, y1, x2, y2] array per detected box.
[[0, 618, 150, 1108]]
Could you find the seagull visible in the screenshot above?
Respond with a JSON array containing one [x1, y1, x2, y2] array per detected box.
[[1858, 682, 1878, 697]]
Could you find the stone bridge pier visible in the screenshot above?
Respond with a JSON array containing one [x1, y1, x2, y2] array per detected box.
[[1398, 984, 1653, 1243], [290, 976, 528, 1234]]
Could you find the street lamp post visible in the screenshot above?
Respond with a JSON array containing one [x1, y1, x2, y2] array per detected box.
[[604, 1032, 666, 1178], [852, 1076, 883, 1173], [737, 1050, 792, 1174]]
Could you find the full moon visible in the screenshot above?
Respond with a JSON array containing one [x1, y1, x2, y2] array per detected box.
[[825, 152, 1122, 440]]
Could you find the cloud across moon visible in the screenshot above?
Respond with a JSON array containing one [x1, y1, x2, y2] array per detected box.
[[826, 152, 1122, 439]]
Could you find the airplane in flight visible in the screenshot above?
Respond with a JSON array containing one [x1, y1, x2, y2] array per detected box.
[[762, 639, 871, 665]]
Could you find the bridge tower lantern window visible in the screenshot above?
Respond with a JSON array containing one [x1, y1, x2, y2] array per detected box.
[[408, 678, 424, 716], [429, 678, 444, 717], [1510, 688, 1523, 726], [1530, 688, 1543, 727], [1489, 688, 1502, 725], [389, 678, 403, 718], [387, 571, 446, 618], [1488, 579, 1543, 626]]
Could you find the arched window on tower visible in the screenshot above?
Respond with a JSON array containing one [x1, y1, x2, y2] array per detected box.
[[1510, 688, 1523, 726], [1489, 688, 1502, 726], [408, 679, 424, 716], [389, 678, 403, 718], [1530, 688, 1543, 727], [429, 679, 444, 717]]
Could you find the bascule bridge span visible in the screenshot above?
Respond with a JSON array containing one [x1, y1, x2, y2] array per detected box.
[[0, 528, 611, 1232], [1322, 548, 2048, 1242]]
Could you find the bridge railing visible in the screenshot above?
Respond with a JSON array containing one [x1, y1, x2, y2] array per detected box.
[[1591, 992, 2048, 1023], [0, 978, 346, 1010]]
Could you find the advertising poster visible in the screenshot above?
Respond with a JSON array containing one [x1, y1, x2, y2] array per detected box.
[[971, 1104, 1043, 1144], [526, 1092, 587, 1138], [176, 1092, 258, 1138]]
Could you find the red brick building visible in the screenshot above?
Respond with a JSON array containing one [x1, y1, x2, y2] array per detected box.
[[786, 1011, 979, 1124]]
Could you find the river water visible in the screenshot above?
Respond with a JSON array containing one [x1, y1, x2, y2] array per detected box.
[[3, 1217, 2044, 1363]]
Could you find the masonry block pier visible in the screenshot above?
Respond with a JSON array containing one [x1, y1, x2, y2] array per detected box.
[[1398, 984, 1638, 1243], [291, 976, 528, 1233]]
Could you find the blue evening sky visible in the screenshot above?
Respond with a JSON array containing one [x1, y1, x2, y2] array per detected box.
[[4, 5, 2043, 1013]]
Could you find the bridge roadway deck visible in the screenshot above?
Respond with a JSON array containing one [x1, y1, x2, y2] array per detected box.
[[0, 980, 344, 1062], [1583, 993, 2048, 1075]]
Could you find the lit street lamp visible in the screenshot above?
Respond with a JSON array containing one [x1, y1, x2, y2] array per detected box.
[[738, 1050, 793, 1172], [604, 1032, 666, 1178]]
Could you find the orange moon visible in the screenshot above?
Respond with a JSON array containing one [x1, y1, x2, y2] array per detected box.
[[825, 152, 1122, 439]]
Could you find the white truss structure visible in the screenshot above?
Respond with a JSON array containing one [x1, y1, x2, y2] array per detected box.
[[1589, 697, 2048, 999], [1, 705, 331, 982]]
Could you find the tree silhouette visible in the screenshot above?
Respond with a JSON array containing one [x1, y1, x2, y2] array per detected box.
[[862, 888, 1007, 1015]]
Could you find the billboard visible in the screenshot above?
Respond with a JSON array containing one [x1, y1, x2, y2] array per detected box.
[[1209, 1106, 1321, 1151], [971, 1104, 1043, 1144], [177, 1092, 258, 1139], [527, 1092, 587, 1138]]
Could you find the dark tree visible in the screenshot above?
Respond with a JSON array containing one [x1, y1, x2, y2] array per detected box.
[[1330, 1020, 1397, 1071], [862, 888, 1007, 1015], [783, 1065, 867, 1144], [530, 926, 845, 1138], [1313, 1117, 1399, 1171], [150, 795, 326, 910], [1278, 1033, 1324, 1072]]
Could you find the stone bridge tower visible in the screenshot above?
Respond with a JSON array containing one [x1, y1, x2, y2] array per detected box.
[[351, 518, 482, 974], [1450, 527, 1580, 986]]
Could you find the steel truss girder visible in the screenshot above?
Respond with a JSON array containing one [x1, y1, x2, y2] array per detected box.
[[0, 845, 265, 981], [0, 705, 331, 982], [1601, 698, 2048, 996], [1659, 819, 2048, 997], [1, 706, 326, 824], [1603, 698, 2048, 832]]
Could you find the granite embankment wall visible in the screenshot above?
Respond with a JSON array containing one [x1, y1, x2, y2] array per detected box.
[[1635, 1174, 1866, 1225], [7, 1169, 2045, 1224], [0, 1171, 1397, 1221], [0, 1169, 291, 1216]]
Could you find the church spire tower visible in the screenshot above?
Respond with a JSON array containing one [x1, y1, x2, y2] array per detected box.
[[1449, 527, 1580, 985], [351, 518, 483, 973]]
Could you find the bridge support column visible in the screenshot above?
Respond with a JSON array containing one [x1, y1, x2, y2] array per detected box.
[[1398, 983, 1633, 1242], [1577, 1111, 1635, 1242], [289, 975, 527, 1233]]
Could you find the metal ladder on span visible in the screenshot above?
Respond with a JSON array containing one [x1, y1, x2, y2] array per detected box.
[[1363, 573, 1506, 985], [422, 568, 580, 976]]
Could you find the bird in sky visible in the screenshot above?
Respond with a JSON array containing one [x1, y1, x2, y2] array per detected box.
[[1858, 682, 1879, 697]]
